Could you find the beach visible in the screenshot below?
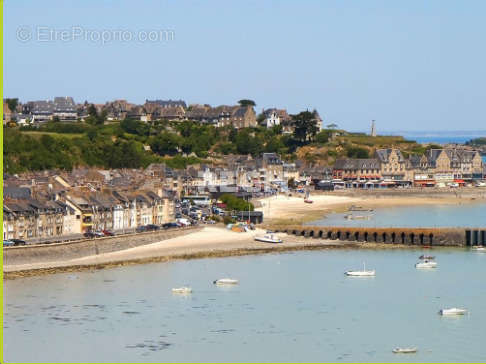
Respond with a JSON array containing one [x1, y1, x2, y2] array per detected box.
[[4, 191, 485, 279]]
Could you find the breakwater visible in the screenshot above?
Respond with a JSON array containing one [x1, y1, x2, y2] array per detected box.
[[271, 225, 486, 246], [3, 226, 200, 267]]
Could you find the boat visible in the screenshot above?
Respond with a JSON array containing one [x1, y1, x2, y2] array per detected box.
[[439, 308, 468, 316], [419, 255, 435, 260], [415, 260, 437, 269], [392, 347, 417, 354], [254, 234, 282, 244], [472, 246, 486, 252], [345, 214, 371, 220], [213, 278, 239, 285], [171, 287, 192, 294], [345, 262, 375, 277], [348, 205, 374, 212]]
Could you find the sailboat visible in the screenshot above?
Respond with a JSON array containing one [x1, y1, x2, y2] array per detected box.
[[345, 262, 376, 276]]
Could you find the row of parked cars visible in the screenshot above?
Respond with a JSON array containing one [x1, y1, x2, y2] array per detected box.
[[3, 239, 27, 247]]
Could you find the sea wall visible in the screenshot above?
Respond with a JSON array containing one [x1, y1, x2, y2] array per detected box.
[[3, 226, 200, 267], [271, 225, 483, 246]]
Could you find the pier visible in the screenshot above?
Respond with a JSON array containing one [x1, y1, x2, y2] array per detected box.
[[271, 226, 486, 246]]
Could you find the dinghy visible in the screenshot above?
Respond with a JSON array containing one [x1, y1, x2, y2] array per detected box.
[[345, 262, 375, 276], [254, 234, 282, 243], [171, 287, 192, 294], [393, 347, 417, 354], [213, 278, 239, 285], [439, 308, 467, 316]]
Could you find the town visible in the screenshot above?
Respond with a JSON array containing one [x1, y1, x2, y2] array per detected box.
[[3, 97, 486, 245]]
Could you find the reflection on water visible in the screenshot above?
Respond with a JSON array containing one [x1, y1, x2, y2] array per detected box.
[[4, 249, 486, 362], [309, 203, 486, 228]]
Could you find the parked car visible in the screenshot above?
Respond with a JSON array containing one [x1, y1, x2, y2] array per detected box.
[[3, 240, 15, 247], [93, 231, 105, 237], [11, 239, 27, 246], [162, 222, 179, 229], [136, 226, 147, 233], [83, 232, 97, 238], [144, 224, 160, 231], [102, 230, 115, 236]]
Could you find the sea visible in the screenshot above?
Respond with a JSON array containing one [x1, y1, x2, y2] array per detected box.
[[4, 203, 486, 363], [381, 131, 486, 145]]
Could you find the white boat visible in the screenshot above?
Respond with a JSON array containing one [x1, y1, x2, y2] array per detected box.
[[213, 278, 239, 285], [472, 246, 486, 252], [415, 260, 437, 269], [393, 347, 417, 354], [345, 262, 375, 276], [439, 307, 468, 316], [254, 234, 282, 244], [171, 286, 192, 294]]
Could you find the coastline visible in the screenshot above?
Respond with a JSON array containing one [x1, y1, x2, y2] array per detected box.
[[4, 191, 485, 280], [4, 226, 428, 280]]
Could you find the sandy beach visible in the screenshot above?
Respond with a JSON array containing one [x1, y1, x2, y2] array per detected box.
[[5, 191, 484, 279]]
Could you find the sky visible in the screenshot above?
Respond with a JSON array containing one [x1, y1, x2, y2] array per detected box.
[[4, 0, 486, 132]]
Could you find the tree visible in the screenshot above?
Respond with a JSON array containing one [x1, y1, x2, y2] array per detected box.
[[315, 130, 331, 144], [52, 116, 61, 123], [6, 98, 19, 112], [326, 123, 338, 129], [238, 99, 256, 107], [292, 111, 319, 143], [346, 146, 369, 158]]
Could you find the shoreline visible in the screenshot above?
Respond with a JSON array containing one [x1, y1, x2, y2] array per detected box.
[[3, 225, 468, 280], [255, 191, 486, 225], [4, 193, 485, 280]]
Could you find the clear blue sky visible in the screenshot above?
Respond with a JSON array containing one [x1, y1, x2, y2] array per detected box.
[[5, 0, 486, 131]]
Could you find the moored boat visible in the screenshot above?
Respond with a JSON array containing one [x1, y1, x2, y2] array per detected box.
[[419, 255, 435, 260], [392, 347, 417, 354], [213, 278, 239, 285], [345, 262, 375, 277], [172, 287, 192, 294], [254, 234, 282, 244], [439, 307, 467, 316], [415, 260, 437, 269], [472, 246, 486, 252]]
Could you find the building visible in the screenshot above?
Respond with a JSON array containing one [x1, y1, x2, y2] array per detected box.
[[53, 97, 77, 121], [333, 158, 381, 181]]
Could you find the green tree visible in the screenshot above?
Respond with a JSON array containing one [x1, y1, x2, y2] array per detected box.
[[6, 98, 19, 112], [238, 99, 256, 107], [150, 132, 181, 156], [292, 111, 319, 143]]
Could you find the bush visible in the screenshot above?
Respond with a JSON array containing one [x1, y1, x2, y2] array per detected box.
[[223, 216, 236, 225], [220, 194, 254, 211]]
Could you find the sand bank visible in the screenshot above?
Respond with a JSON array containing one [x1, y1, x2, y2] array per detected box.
[[4, 226, 416, 279]]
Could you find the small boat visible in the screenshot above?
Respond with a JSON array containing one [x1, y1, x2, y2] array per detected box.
[[393, 347, 417, 354], [172, 287, 192, 294], [348, 205, 374, 212], [472, 246, 486, 252], [304, 199, 314, 204], [439, 307, 468, 316], [254, 234, 282, 244], [344, 214, 371, 220], [415, 260, 437, 269], [419, 255, 435, 260], [345, 262, 375, 277], [213, 278, 239, 285]]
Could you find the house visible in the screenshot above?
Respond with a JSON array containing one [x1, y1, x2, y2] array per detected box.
[[145, 99, 187, 109], [333, 159, 381, 181], [375, 149, 411, 183], [53, 97, 77, 121], [26, 100, 54, 123]]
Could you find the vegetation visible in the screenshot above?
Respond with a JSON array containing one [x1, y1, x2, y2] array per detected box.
[[467, 137, 486, 146], [219, 194, 254, 212], [5, 109, 428, 172]]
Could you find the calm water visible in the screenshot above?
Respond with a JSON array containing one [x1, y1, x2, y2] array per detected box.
[[4, 249, 486, 363], [309, 202, 486, 228]]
